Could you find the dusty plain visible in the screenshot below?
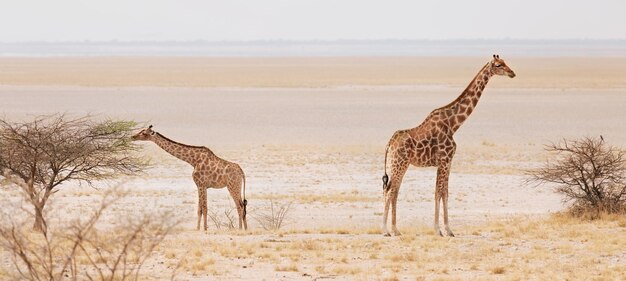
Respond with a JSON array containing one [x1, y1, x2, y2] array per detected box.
[[1, 57, 625, 280]]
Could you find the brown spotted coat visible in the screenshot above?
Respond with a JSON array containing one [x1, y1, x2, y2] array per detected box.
[[382, 55, 516, 237], [132, 126, 248, 230]]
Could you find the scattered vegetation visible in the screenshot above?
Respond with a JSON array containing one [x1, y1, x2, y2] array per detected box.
[[253, 199, 293, 231], [207, 206, 238, 230], [528, 136, 626, 217], [274, 264, 299, 272], [0, 187, 180, 281], [0, 115, 148, 233]]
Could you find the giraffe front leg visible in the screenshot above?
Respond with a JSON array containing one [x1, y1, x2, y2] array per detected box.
[[435, 151, 454, 237], [196, 188, 202, 230], [434, 192, 442, 236], [442, 192, 455, 237], [200, 188, 208, 231], [203, 205, 208, 231]]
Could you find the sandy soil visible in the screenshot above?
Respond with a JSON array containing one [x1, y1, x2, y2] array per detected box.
[[1, 57, 625, 280], [1, 57, 626, 89]]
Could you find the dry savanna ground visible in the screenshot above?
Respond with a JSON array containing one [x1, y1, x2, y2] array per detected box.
[[1, 57, 625, 280]]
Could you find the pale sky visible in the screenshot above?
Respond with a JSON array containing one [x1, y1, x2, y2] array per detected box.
[[1, 0, 625, 42]]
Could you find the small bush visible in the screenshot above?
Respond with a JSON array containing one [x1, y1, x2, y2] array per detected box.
[[207, 206, 238, 230], [253, 200, 293, 231], [528, 137, 626, 217]]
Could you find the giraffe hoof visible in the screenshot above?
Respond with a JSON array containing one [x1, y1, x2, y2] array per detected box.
[[437, 230, 444, 237], [383, 232, 392, 237], [393, 230, 402, 236], [445, 227, 455, 237]]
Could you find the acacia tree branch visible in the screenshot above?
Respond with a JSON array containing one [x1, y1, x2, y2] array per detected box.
[[0, 115, 148, 234], [527, 136, 626, 215]]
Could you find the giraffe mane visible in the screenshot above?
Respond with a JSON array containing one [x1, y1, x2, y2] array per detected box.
[[438, 62, 490, 110], [156, 132, 207, 149]]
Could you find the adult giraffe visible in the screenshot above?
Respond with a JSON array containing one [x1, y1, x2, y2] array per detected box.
[[132, 125, 248, 230], [382, 55, 516, 237]]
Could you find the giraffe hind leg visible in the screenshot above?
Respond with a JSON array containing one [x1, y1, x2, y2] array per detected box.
[[381, 176, 391, 236], [389, 164, 408, 237], [382, 189, 392, 237], [390, 191, 401, 236], [196, 188, 203, 230], [382, 163, 408, 237], [227, 185, 245, 230], [242, 199, 248, 230]]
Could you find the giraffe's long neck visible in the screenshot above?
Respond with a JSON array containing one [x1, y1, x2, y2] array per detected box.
[[444, 62, 494, 132], [151, 133, 206, 166]]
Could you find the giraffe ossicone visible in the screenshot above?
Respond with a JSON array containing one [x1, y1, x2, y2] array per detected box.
[[132, 126, 248, 231], [382, 55, 516, 237]]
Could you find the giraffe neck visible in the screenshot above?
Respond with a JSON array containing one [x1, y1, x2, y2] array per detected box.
[[445, 62, 494, 132], [151, 133, 206, 166]]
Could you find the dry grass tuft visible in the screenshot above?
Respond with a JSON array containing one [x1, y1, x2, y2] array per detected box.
[[275, 264, 299, 272]]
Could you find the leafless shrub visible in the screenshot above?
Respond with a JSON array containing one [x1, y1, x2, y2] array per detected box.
[[0, 187, 181, 281], [207, 206, 237, 230], [527, 137, 626, 217], [0, 115, 148, 234], [253, 200, 293, 231]]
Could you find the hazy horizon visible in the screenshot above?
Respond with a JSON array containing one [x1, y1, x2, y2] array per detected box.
[[4, 1, 625, 56], [2, 1, 625, 42], [2, 39, 626, 57], [4, 38, 626, 43]]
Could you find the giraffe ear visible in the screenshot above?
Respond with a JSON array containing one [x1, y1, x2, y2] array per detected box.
[[148, 125, 153, 129]]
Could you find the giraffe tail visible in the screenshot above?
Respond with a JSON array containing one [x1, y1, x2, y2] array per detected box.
[[382, 143, 390, 191]]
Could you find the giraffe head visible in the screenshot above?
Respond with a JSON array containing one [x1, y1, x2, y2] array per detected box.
[[131, 125, 156, 141], [490, 54, 516, 78]]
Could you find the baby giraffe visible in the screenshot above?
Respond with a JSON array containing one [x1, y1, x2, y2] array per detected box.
[[132, 125, 248, 231], [382, 55, 516, 237]]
